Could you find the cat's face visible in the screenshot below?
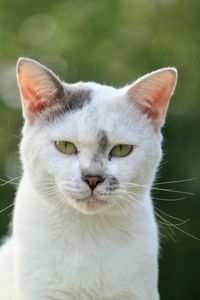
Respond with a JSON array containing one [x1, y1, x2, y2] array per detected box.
[[17, 58, 177, 215]]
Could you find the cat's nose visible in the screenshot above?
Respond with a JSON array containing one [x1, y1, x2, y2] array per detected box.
[[82, 175, 105, 190]]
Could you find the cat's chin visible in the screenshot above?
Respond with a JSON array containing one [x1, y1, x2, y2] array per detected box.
[[71, 195, 109, 215]]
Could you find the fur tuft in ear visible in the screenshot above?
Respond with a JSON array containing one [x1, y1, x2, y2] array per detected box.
[[127, 68, 177, 129], [17, 58, 64, 123]]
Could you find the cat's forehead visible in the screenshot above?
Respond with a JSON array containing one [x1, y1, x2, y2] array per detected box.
[[39, 81, 119, 124], [46, 83, 146, 145], [36, 80, 156, 147], [63, 81, 119, 105], [59, 82, 124, 128]]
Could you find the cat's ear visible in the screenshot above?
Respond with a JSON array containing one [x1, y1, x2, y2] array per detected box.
[[126, 68, 177, 129], [17, 57, 64, 123]]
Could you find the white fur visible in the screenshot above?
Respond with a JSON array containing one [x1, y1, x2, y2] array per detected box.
[[0, 61, 177, 300]]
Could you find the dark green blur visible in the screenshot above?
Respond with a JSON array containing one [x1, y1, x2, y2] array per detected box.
[[0, 0, 199, 299]]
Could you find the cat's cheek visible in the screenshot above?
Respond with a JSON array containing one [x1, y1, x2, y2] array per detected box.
[[55, 179, 90, 201], [107, 157, 135, 185]]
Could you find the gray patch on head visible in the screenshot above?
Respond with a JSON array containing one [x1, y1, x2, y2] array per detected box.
[[93, 130, 109, 162], [62, 86, 91, 111], [40, 85, 92, 122], [97, 130, 108, 153]]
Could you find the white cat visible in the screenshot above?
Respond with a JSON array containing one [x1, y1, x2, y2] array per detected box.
[[0, 58, 177, 300]]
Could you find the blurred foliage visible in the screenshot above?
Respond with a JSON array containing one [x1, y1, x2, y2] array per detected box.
[[0, 0, 199, 299]]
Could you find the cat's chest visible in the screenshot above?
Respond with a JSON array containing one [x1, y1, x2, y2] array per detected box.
[[42, 231, 139, 299]]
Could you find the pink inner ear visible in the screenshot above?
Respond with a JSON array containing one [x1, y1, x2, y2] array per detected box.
[[142, 100, 160, 121], [142, 86, 169, 120], [18, 64, 57, 120], [19, 70, 48, 110], [20, 83, 49, 113], [128, 69, 177, 129], [17, 58, 64, 123]]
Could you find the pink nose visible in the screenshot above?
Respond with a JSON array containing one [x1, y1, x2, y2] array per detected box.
[[82, 175, 104, 190]]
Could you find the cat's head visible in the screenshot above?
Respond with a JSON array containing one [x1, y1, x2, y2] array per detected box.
[[17, 58, 177, 215]]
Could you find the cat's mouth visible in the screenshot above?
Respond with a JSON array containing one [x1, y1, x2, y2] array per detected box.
[[75, 195, 108, 212], [77, 195, 107, 204]]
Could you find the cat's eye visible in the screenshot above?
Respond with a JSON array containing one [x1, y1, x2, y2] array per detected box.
[[109, 144, 133, 159], [55, 141, 78, 155]]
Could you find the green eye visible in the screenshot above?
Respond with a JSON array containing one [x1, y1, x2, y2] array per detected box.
[[109, 144, 133, 158], [55, 141, 78, 155]]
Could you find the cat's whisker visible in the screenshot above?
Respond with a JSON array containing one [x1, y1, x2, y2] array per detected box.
[[0, 203, 14, 214], [121, 182, 194, 196], [157, 221, 177, 242], [40, 186, 58, 193], [157, 218, 190, 227], [159, 230, 170, 241], [120, 188, 138, 196], [152, 187, 194, 195], [39, 181, 56, 187], [113, 199, 127, 211], [117, 189, 138, 202], [155, 211, 200, 241], [47, 196, 65, 216], [115, 194, 138, 212], [41, 187, 58, 194], [118, 197, 132, 209], [153, 196, 186, 202], [155, 212, 176, 238], [43, 191, 61, 199], [109, 194, 130, 212], [3, 175, 21, 180], [155, 207, 186, 223], [154, 177, 198, 185], [0, 176, 20, 187], [121, 182, 150, 188]]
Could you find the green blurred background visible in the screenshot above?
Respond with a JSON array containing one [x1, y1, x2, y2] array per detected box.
[[0, 0, 199, 298]]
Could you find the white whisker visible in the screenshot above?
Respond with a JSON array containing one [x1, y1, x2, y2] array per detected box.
[[0, 203, 14, 214], [153, 196, 186, 202], [154, 177, 198, 185], [155, 207, 186, 223]]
